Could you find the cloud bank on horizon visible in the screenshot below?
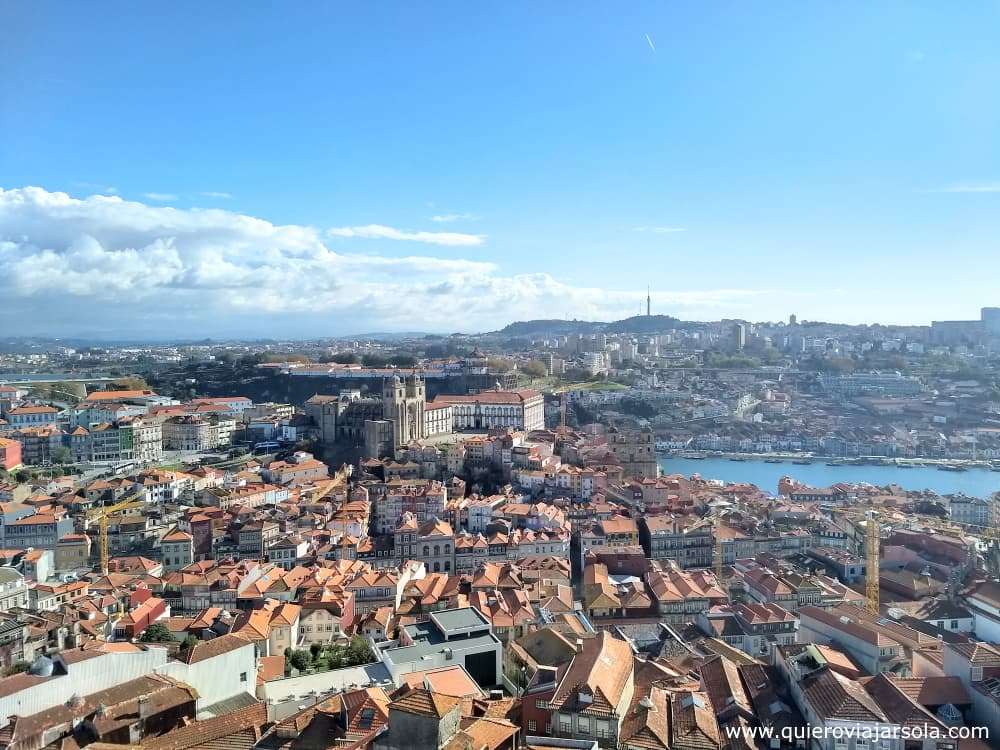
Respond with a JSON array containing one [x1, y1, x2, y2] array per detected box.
[[0, 186, 764, 338]]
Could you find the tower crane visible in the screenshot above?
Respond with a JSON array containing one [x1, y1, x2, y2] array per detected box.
[[827, 507, 881, 616], [864, 510, 880, 617], [832, 504, 1000, 610], [87, 495, 146, 575]]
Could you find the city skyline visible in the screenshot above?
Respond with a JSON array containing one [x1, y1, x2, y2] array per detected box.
[[5, 3, 1000, 336], [3, 184, 999, 340]]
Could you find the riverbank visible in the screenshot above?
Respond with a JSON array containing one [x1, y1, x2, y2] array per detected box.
[[659, 449, 999, 471], [657, 455, 1000, 499]]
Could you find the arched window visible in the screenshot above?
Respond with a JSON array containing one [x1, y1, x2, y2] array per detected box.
[[433, 562, 440, 572], [423, 545, 430, 556], [434, 545, 440, 556], [444, 561, 451, 571], [444, 544, 451, 553]]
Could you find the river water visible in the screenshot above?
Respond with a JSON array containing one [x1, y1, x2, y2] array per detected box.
[[657, 456, 1000, 498]]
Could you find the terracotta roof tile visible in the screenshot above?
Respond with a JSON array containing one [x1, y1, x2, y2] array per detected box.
[[183, 633, 251, 664], [389, 688, 461, 719], [142, 701, 268, 750]]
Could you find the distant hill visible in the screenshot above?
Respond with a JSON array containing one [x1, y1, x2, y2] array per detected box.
[[496, 314, 690, 338], [604, 315, 685, 334], [497, 320, 605, 337]]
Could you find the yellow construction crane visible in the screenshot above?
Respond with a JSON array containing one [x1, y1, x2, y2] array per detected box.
[[832, 505, 1000, 608], [864, 510, 880, 617], [87, 495, 146, 575], [827, 507, 881, 616]]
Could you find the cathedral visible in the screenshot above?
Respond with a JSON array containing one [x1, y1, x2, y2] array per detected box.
[[381, 374, 426, 447]]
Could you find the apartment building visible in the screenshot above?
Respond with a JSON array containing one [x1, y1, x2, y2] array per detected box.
[[4, 405, 60, 429], [162, 416, 217, 452], [5, 513, 74, 550], [639, 515, 713, 569], [578, 516, 639, 567], [161, 528, 194, 571], [547, 632, 634, 748], [0, 439, 21, 471]]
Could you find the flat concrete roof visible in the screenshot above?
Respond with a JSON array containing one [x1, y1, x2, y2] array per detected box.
[[259, 662, 391, 707], [431, 607, 490, 633], [384, 633, 500, 665]]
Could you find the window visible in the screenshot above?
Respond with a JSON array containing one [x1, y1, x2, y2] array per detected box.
[[578, 716, 590, 733], [527, 720, 536, 732], [535, 700, 547, 709], [950, 620, 958, 629], [239, 672, 247, 683]]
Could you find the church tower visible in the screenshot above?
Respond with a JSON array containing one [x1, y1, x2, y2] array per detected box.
[[381, 374, 426, 448]]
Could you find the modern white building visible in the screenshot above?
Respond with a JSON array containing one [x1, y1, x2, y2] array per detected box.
[[373, 607, 503, 689]]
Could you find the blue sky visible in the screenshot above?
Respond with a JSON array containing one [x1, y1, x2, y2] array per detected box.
[[3, 2, 1000, 337]]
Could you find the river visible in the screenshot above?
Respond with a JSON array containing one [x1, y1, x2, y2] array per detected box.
[[657, 456, 1000, 498]]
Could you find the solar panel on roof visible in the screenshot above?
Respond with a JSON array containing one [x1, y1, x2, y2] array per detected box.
[[358, 708, 376, 729]]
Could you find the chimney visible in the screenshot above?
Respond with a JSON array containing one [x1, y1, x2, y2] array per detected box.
[[574, 638, 583, 654], [138, 696, 151, 720]]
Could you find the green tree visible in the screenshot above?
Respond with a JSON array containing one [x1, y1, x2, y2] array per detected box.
[[286, 648, 312, 672], [111, 376, 150, 391], [180, 635, 199, 653], [330, 352, 360, 365], [3, 661, 29, 676], [51, 447, 72, 465], [619, 398, 656, 419], [487, 357, 514, 373], [389, 354, 418, 368], [362, 354, 389, 368], [521, 360, 548, 378], [345, 636, 374, 666], [139, 623, 174, 642]]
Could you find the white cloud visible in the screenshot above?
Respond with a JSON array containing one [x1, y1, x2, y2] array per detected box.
[[143, 192, 178, 202], [327, 223, 485, 246], [633, 225, 686, 233], [0, 186, 762, 336], [200, 191, 232, 199], [430, 212, 478, 223]]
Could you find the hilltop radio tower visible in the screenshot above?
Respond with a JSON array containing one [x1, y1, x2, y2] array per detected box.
[[647, 286, 651, 317]]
